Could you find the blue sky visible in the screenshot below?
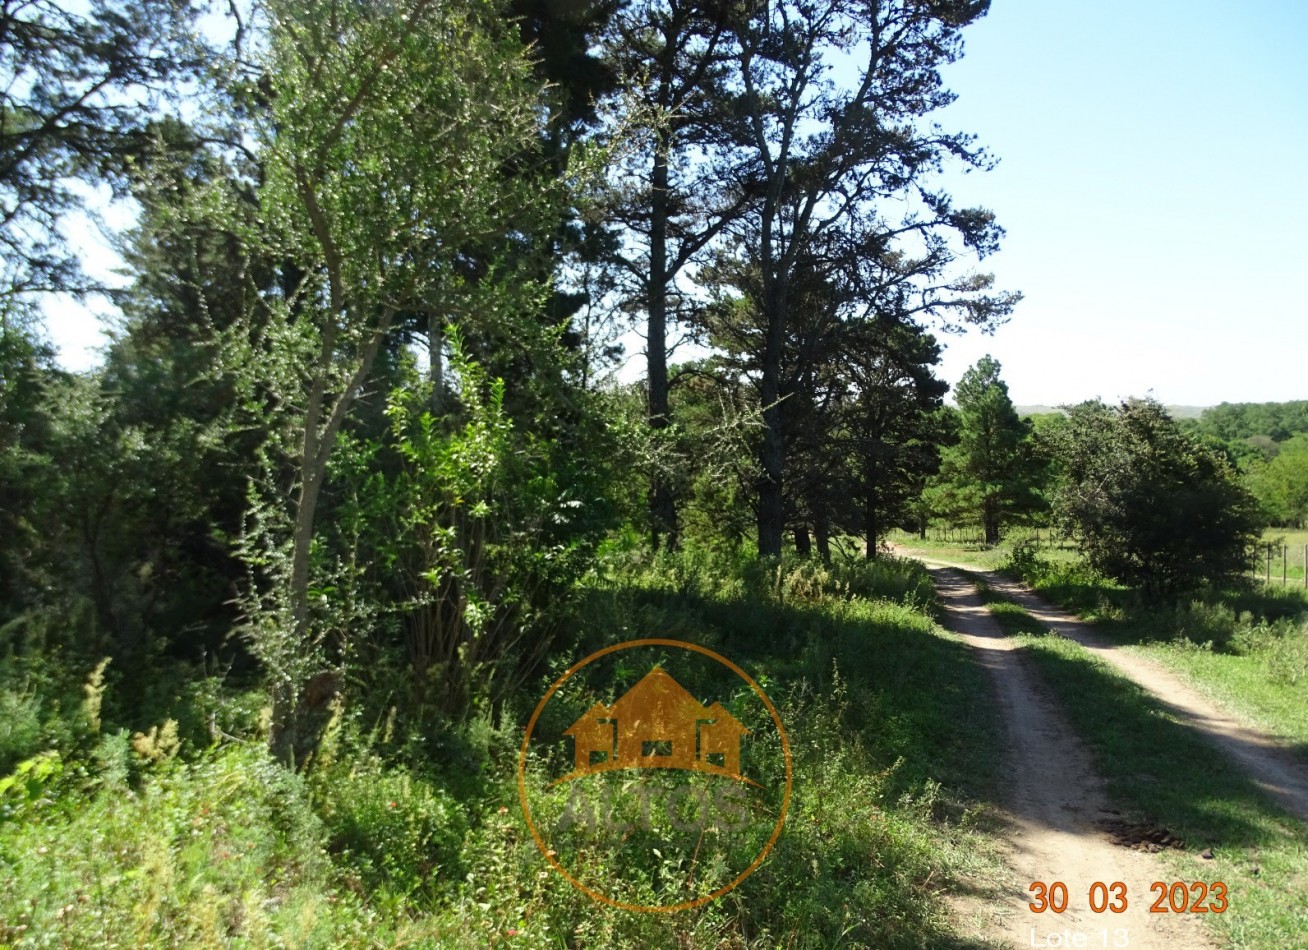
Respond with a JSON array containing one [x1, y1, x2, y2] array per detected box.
[[931, 0, 1308, 406], [44, 0, 1308, 407]]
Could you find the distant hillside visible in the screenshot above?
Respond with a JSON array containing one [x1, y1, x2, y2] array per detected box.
[[1015, 404, 1209, 420], [1192, 401, 1308, 443]]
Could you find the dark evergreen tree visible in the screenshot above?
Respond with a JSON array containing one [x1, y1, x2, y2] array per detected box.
[[0, 0, 202, 301], [714, 0, 1017, 555], [929, 355, 1037, 544], [1050, 398, 1262, 595], [601, 0, 744, 551]]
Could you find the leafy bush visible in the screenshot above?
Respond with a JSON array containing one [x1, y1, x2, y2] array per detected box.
[[0, 686, 43, 774], [1004, 535, 1049, 582], [1168, 600, 1245, 650], [312, 757, 469, 907], [0, 742, 381, 946], [1231, 617, 1308, 686], [1048, 398, 1262, 595], [327, 340, 615, 726]]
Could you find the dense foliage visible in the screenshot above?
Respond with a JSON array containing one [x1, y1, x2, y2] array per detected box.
[[926, 355, 1040, 544], [1047, 398, 1263, 595], [1250, 435, 1308, 527], [1194, 400, 1308, 445]]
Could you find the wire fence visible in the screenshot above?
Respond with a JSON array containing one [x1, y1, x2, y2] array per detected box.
[[1250, 542, 1308, 589], [919, 526, 1072, 547]]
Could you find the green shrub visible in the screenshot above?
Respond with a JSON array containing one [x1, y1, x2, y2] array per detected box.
[[1169, 600, 1244, 650], [1231, 617, 1308, 685], [1004, 536, 1049, 582], [0, 742, 380, 946], [312, 756, 469, 907], [0, 686, 43, 773]]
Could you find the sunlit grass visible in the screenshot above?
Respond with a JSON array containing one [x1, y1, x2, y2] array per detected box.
[[1016, 630, 1308, 950]]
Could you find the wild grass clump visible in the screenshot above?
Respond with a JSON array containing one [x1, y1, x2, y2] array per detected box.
[[397, 666, 1000, 949], [0, 741, 381, 947], [1231, 618, 1308, 686], [726, 675, 998, 947], [1, 545, 1007, 947], [311, 755, 469, 910], [766, 555, 935, 607], [0, 686, 44, 773]]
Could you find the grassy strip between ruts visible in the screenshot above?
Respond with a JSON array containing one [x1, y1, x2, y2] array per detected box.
[[970, 586, 1308, 949]]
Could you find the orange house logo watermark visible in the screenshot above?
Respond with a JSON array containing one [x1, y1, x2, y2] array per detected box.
[[517, 639, 792, 914], [557, 667, 756, 785]]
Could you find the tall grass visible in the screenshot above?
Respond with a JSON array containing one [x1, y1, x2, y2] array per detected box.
[[0, 548, 1008, 948]]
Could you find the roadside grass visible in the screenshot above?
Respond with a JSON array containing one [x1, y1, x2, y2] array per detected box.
[[0, 742, 387, 947], [479, 549, 1013, 947], [1151, 640, 1308, 749], [0, 550, 1012, 949], [971, 590, 1308, 949], [1008, 558, 1308, 757]]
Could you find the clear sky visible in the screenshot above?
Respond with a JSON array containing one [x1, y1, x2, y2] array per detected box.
[[931, 0, 1308, 407], [43, 1, 1308, 409]]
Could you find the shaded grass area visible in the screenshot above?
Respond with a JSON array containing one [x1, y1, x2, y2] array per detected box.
[[0, 551, 1011, 948], [969, 576, 1053, 639]]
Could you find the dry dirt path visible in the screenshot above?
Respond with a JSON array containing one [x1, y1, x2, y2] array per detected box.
[[907, 550, 1308, 824], [927, 566, 1214, 949]]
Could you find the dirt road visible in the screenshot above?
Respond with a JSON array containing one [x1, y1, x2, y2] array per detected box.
[[930, 567, 1214, 949], [914, 552, 1308, 824]]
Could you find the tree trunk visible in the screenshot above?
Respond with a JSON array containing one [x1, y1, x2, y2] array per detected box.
[[272, 437, 329, 767], [757, 286, 787, 558], [794, 524, 811, 556], [269, 308, 394, 768], [814, 508, 832, 563], [647, 129, 679, 552], [864, 489, 880, 560], [428, 312, 444, 414], [983, 493, 1000, 545]]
